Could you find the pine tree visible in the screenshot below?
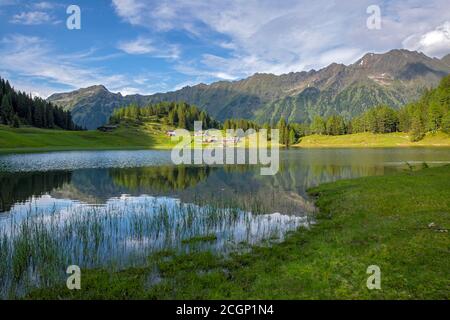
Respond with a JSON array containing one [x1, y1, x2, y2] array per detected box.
[[427, 102, 442, 132], [442, 111, 450, 134], [177, 108, 186, 129], [410, 110, 425, 142], [310, 115, 326, 135], [11, 114, 20, 128], [326, 115, 346, 135], [0, 76, 80, 130], [289, 128, 296, 145], [277, 118, 287, 145], [0, 93, 13, 125]]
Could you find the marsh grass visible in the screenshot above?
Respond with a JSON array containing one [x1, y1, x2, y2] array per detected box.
[[25, 164, 449, 300], [182, 234, 218, 244], [0, 195, 308, 298]]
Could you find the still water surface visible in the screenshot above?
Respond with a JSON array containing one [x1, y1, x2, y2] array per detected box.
[[1, 148, 449, 296]]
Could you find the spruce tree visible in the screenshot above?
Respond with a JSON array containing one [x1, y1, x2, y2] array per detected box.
[[310, 115, 326, 135], [289, 128, 296, 145], [0, 94, 13, 125], [410, 110, 425, 142], [441, 111, 450, 134], [277, 118, 287, 145]]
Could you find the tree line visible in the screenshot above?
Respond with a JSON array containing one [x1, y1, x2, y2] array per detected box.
[[223, 118, 299, 146], [0, 77, 82, 130], [223, 119, 260, 131], [109, 101, 220, 131]]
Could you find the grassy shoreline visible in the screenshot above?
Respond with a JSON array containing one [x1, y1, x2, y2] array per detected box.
[[26, 165, 450, 300], [1, 126, 450, 155], [295, 132, 450, 148], [0, 125, 176, 154]]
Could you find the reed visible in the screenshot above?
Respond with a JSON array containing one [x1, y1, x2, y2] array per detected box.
[[0, 195, 309, 298]]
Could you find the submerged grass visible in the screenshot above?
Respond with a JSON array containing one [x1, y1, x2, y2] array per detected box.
[[181, 234, 218, 244], [25, 165, 450, 300], [0, 195, 306, 299]]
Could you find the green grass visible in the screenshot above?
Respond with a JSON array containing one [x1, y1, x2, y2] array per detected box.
[[0, 124, 177, 154], [296, 131, 450, 148], [26, 165, 450, 300], [4, 125, 448, 154], [181, 234, 218, 245]]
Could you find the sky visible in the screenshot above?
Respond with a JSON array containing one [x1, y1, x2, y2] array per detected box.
[[0, 0, 450, 98]]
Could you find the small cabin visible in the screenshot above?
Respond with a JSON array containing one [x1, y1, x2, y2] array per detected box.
[[97, 125, 118, 132]]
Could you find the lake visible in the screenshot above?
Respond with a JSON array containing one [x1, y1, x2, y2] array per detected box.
[[1, 148, 450, 297]]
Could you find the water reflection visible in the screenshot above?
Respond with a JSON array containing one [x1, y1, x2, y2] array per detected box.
[[2, 148, 450, 214], [1, 148, 450, 297], [0, 171, 72, 212]]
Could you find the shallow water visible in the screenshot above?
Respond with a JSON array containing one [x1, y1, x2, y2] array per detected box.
[[1, 148, 450, 296]]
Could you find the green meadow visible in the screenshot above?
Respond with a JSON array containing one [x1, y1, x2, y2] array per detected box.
[[1, 125, 449, 154], [0, 124, 177, 154], [26, 164, 450, 300], [296, 131, 450, 148]]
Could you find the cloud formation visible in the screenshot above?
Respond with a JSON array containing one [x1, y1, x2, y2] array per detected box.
[[112, 0, 450, 80], [2, 0, 450, 97], [0, 35, 142, 97], [10, 11, 52, 25], [403, 22, 450, 57], [117, 37, 180, 59]]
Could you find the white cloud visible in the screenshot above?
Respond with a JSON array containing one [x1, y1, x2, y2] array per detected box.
[[0, 35, 131, 97], [172, 79, 204, 91], [112, 0, 450, 79], [0, 35, 172, 97], [33, 2, 55, 10], [11, 11, 52, 25], [402, 21, 450, 57], [119, 38, 156, 54], [118, 37, 155, 54], [315, 48, 365, 68], [118, 37, 180, 59], [174, 61, 238, 81], [115, 87, 140, 96], [112, 0, 146, 25]]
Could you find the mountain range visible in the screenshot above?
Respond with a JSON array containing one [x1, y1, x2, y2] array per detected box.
[[47, 49, 450, 129]]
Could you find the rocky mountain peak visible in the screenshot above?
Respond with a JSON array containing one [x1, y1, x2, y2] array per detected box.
[[47, 49, 450, 129]]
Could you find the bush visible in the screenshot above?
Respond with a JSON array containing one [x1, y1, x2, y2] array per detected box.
[[410, 130, 425, 142]]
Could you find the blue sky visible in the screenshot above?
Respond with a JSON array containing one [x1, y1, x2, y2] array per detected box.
[[0, 0, 449, 97]]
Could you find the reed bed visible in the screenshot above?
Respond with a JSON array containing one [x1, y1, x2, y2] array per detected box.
[[0, 195, 310, 298]]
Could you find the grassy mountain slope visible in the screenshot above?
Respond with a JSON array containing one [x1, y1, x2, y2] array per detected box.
[[441, 54, 450, 67], [46, 85, 150, 130], [48, 49, 450, 129], [0, 124, 176, 154]]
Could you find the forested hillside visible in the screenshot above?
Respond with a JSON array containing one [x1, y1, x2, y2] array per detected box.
[[302, 74, 450, 141], [109, 101, 220, 130], [0, 77, 81, 130]]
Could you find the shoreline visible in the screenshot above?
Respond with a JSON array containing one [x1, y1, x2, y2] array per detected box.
[[24, 165, 450, 299], [1, 126, 449, 155], [3, 143, 450, 156]]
